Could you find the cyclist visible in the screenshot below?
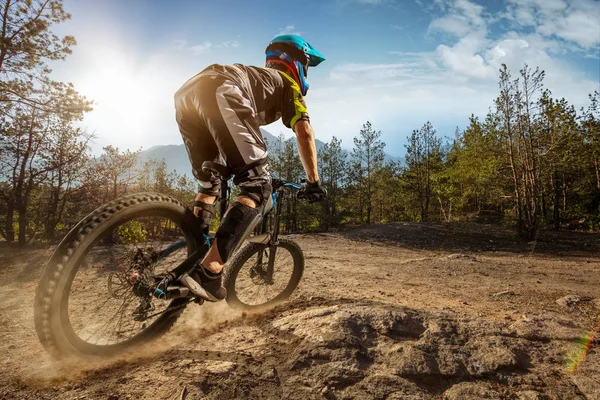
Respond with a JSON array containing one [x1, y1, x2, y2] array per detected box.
[[173, 35, 328, 301]]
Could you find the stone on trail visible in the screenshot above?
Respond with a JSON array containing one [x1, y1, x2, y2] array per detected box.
[[516, 390, 544, 400], [443, 382, 502, 400], [555, 294, 591, 307]]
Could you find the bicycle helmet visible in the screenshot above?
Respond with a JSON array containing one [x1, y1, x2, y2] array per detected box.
[[265, 34, 325, 96]]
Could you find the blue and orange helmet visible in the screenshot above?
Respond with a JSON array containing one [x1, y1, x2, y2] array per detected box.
[[265, 35, 325, 96]]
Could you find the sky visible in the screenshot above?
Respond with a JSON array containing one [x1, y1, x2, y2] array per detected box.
[[50, 0, 600, 157]]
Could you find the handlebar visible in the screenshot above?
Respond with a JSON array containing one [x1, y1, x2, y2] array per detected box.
[[271, 178, 322, 202], [272, 178, 301, 191]]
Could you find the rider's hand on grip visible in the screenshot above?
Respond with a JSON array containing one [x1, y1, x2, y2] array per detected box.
[[298, 179, 327, 203]]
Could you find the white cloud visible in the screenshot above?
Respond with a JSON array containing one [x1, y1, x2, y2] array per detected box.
[[173, 39, 187, 51], [504, 0, 600, 49], [433, 30, 493, 79], [316, 0, 599, 150], [422, 0, 598, 83], [453, 0, 485, 26], [344, 0, 400, 5], [276, 25, 302, 36], [173, 39, 242, 55], [429, 16, 472, 36], [219, 40, 241, 48], [428, 0, 486, 37], [188, 41, 213, 55], [513, 7, 536, 26], [539, 10, 600, 48], [52, 0, 599, 159]]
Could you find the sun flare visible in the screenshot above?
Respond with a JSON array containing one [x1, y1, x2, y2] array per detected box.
[[76, 48, 167, 148]]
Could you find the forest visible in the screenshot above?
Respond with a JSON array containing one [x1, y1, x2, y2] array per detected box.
[[1, 0, 599, 247]]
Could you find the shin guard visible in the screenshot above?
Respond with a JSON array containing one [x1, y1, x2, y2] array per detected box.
[[215, 202, 262, 263]]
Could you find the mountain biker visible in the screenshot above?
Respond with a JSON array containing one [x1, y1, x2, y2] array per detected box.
[[173, 35, 328, 301]]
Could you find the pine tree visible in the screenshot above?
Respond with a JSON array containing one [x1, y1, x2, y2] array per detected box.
[[404, 121, 442, 222], [350, 121, 385, 224], [318, 136, 346, 230]]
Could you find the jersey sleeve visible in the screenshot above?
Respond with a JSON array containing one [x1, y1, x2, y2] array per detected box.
[[279, 72, 310, 131]]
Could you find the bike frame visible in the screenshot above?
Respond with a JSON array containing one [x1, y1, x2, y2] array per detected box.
[[161, 179, 299, 292]]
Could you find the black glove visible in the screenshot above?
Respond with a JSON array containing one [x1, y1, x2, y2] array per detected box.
[[299, 180, 327, 202]]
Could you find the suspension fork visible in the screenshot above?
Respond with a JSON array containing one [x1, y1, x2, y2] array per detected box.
[[265, 187, 285, 282]]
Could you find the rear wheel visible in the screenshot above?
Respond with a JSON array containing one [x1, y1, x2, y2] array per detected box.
[[224, 238, 304, 312], [34, 193, 202, 357]]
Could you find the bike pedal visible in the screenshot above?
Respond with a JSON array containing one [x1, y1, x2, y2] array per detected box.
[[193, 297, 205, 305]]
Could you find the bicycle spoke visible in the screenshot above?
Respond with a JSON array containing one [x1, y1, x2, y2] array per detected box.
[[233, 243, 297, 307], [67, 215, 190, 348]]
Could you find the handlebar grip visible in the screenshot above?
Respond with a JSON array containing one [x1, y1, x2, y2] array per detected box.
[[271, 178, 284, 190]]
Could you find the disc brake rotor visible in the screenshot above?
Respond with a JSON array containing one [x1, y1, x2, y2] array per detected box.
[[250, 263, 271, 285]]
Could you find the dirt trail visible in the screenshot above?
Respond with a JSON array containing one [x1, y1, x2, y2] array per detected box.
[[0, 222, 599, 399]]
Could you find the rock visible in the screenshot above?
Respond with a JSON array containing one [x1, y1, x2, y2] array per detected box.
[[508, 315, 582, 341], [571, 375, 600, 400], [321, 386, 336, 399], [342, 374, 429, 400], [466, 338, 519, 376], [517, 390, 544, 400], [446, 254, 479, 262], [556, 295, 582, 307], [443, 382, 502, 399], [491, 290, 514, 297], [261, 367, 278, 381], [204, 361, 236, 376]]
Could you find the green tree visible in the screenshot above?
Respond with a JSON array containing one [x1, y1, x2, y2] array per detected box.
[[446, 116, 502, 215], [0, 0, 90, 245], [349, 121, 385, 224], [268, 133, 304, 232], [87, 146, 140, 205], [317, 136, 346, 230], [42, 120, 91, 240], [581, 91, 600, 190], [404, 121, 442, 222], [0, 0, 75, 106], [0, 85, 90, 245]]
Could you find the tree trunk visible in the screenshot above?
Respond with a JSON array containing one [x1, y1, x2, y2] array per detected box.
[[562, 177, 568, 213], [45, 185, 60, 239], [17, 203, 27, 247], [594, 157, 600, 190], [4, 200, 15, 242], [438, 197, 447, 222], [552, 171, 560, 230]]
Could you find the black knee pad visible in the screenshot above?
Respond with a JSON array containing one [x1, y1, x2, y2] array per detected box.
[[197, 178, 221, 197], [191, 200, 215, 233], [239, 183, 272, 208], [215, 202, 261, 263]]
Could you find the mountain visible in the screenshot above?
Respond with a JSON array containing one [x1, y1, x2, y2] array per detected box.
[[138, 128, 399, 176], [137, 144, 195, 177], [261, 128, 326, 152], [138, 128, 323, 176]]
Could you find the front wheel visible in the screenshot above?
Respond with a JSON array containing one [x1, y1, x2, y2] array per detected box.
[[34, 192, 202, 357], [224, 238, 304, 312]]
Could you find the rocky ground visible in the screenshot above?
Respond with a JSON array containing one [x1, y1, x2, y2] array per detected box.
[[0, 222, 599, 399]]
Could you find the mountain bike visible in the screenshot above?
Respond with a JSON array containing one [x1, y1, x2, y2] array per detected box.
[[34, 161, 307, 357]]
